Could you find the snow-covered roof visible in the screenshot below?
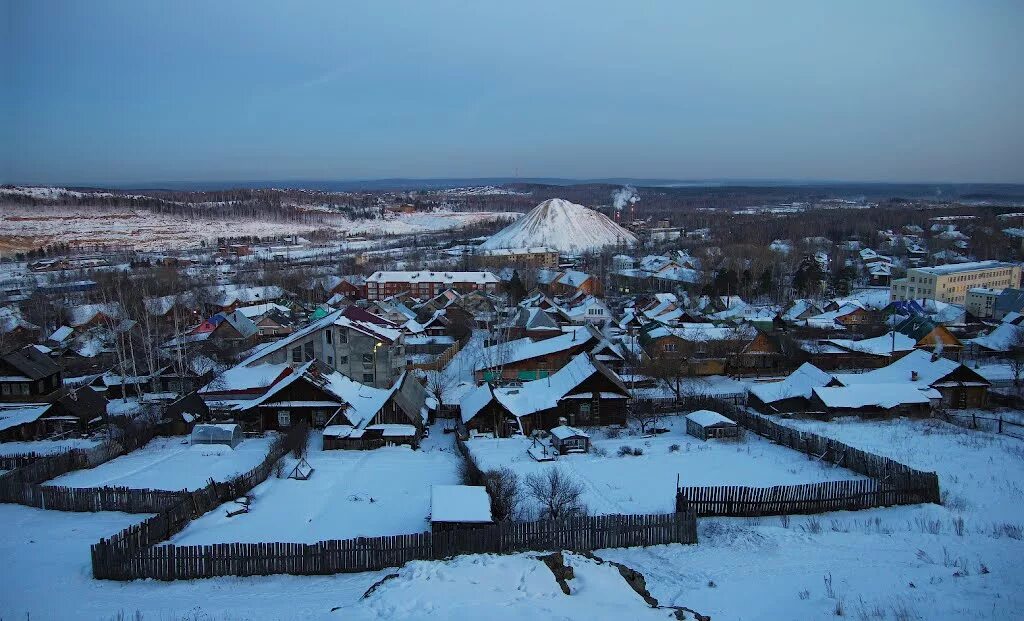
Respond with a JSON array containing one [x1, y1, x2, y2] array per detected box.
[[813, 384, 932, 409], [825, 332, 916, 356], [48, 325, 74, 343], [234, 302, 291, 319], [473, 327, 596, 371], [460, 383, 494, 424], [550, 425, 589, 439], [430, 485, 492, 523], [199, 362, 292, 395], [0, 404, 52, 432], [492, 352, 625, 418], [970, 322, 1024, 352], [834, 349, 982, 388], [685, 410, 735, 427], [366, 270, 498, 284], [749, 362, 833, 404], [914, 260, 1016, 276]]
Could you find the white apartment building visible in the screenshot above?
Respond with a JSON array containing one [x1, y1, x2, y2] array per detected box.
[[890, 261, 1021, 304]]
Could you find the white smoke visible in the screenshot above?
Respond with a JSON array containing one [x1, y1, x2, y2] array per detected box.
[[612, 185, 640, 211]]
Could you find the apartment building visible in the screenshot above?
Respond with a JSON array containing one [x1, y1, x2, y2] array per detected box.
[[473, 247, 559, 270], [890, 261, 1021, 304], [365, 271, 499, 301]]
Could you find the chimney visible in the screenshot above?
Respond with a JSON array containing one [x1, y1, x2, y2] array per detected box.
[[911, 371, 919, 381]]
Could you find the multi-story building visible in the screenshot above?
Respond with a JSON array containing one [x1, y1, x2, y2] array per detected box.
[[365, 271, 499, 301], [965, 287, 1003, 319], [890, 261, 1021, 304], [473, 247, 559, 270]]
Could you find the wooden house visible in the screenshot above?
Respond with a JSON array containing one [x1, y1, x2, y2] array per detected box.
[[0, 346, 62, 401], [472, 325, 601, 382], [460, 353, 631, 438], [158, 391, 209, 435]]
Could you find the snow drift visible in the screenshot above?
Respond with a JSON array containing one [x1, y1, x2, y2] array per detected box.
[[478, 198, 638, 254]]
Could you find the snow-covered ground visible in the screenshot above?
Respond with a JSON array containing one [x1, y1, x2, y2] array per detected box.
[[0, 437, 101, 456], [171, 430, 461, 544], [0, 205, 517, 251], [466, 415, 864, 516], [593, 414, 1024, 620], [0, 415, 1021, 619], [45, 435, 273, 491]]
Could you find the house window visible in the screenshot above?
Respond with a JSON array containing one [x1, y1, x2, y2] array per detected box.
[[578, 401, 592, 422], [338, 355, 348, 366], [362, 353, 374, 365], [1, 384, 9, 395], [291, 347, 302, 363], [664, 343, 677, 353], [304, 342, 314, 361], [364, 373, 375, 383], [19, 384, 29, 395], [338, 329, 348, 343], [327, 355, 334, 368], [313, 410, 327, 426], [325, 329, 333, 344], [277, 411, 291, 427]]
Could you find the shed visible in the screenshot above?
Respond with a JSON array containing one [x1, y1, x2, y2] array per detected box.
[[685, 410, 738, 441], [191, 423, 243, 448], [430, 484, 493, 532], [549, 425, 590, 454]]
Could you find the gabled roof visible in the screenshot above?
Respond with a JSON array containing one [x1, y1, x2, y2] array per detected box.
[[813, 383, 932, 409], [237, 308, 345, 366], [749, 362, 834, 404], [217, 310, 260, 339], [491, 353, 629, 418], [894, 315, 958, 345], [473, 326, 599, 371], [834, 349, 988, 388], [1, 346, 60, 380], [336, 305, 402, 343]]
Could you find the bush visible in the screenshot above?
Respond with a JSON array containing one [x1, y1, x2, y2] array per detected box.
[[632, 447, 644, 456], [617, 445, 633, 457], [605, 427, 621, 439], [484, 467, 521, 521], [524, 469, 587, 520], [669, 444, 680, 453]]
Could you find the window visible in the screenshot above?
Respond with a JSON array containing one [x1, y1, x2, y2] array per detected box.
[[327, 355, 334, 368], [1, 384, 9, 395], [363, 373, 375, 383], [277, 411, 291, 427], [664, 342, 677, 353], [325, 329, 333, 344], [292, 347, 302, 363], [313, 410, 327, 426], [362, 353, 374, 364], [304, 342, 314, 361], [20, 384, 29, 395], [338, 355, 348, 366], [578, 401, 592, 422], [338, 329, 347, 343]]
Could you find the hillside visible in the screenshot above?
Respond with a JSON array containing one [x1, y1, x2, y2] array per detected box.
[[477, 198, 638, 253]]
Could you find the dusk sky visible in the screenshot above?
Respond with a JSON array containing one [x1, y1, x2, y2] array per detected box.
[[4, 0, 1023, 186]]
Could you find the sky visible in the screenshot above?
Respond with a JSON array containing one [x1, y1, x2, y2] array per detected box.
[[3, 0, 1024, 186]]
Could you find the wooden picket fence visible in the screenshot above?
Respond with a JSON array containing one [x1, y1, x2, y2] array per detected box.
[[674, 408, 941, 517], [677, 479, 937, 517], [0, 452, 48, 470], [93, 511, 697, 581], [0, 441, 128, 505], [9, 485, 188, 513]]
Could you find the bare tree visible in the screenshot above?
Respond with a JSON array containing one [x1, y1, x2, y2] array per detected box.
[[483, 467, 522, 521], [627, 398, 659, 434], [524, 468, 586, 520], [1007, 327, 1024, 397]]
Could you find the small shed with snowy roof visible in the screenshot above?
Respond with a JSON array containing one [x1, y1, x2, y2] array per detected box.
[[191, 423, 243, 448], [548, 425, 590, 454], [430, 485, 493, 532], [685, 410, 738, 441]]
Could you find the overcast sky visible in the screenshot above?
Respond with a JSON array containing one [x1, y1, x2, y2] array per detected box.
[[3, 0, 1023, 186]]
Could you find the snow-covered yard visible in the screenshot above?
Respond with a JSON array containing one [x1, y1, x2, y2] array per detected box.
[[601, 414, 1024, 620], [44, 435, 274, 492], [465, 415, 865, 516], [171, 430, 462, 545]]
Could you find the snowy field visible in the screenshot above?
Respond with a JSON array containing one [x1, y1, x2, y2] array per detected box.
[[0, 437, 101, 456], [0, 205, 517, 251], [45, 435, 273, 491], [600, 414, 1024, 620], [0, 416, 1021, 619], [171, 430, 461, 545], [466, 415, 864, 516]]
